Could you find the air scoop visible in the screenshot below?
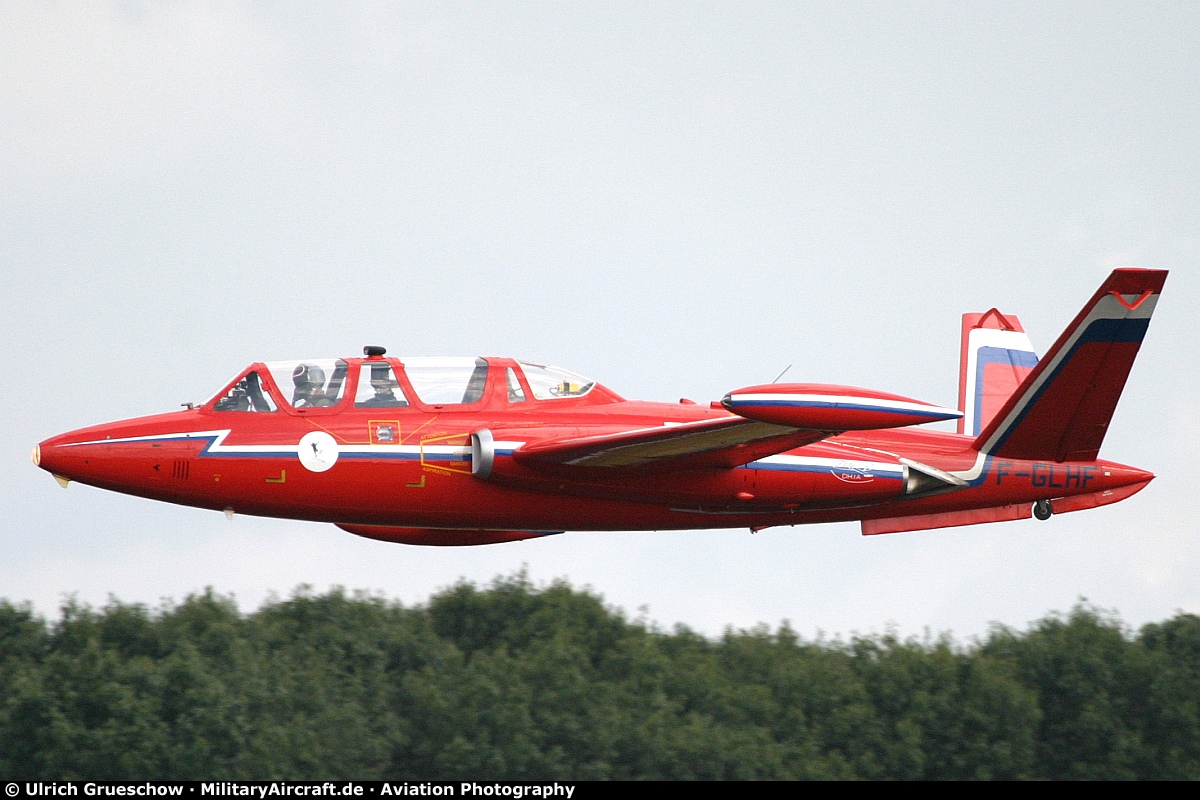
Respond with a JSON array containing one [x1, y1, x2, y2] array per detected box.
[[722, 383, 962, 430]]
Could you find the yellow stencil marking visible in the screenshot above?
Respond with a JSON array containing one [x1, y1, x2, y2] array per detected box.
[[419, 431, 472, 475], [266, 470, 286, 484], [405, 475, 426, 488]]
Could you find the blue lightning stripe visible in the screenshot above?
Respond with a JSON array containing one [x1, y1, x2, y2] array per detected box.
[[61, 430, 473, 463]]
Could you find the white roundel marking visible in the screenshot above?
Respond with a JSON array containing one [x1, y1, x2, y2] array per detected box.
[[297, 431, 338, 473]]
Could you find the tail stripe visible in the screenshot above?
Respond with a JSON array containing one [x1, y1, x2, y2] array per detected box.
[[1077, 316, 1151, 344]]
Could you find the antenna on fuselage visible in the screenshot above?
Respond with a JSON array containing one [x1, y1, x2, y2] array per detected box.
[[364, 345, 387, 357], [771, 365, 792, 384]]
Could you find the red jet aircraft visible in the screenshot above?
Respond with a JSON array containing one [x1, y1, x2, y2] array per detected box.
[[35, 269, 1164, 545]]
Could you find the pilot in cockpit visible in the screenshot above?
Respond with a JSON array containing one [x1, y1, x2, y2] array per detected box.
[[357, 366, 407, 408], [292, 364, 332, 408]]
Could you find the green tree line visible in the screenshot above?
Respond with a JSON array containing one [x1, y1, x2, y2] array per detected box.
[[0, 573, 1197, 780]]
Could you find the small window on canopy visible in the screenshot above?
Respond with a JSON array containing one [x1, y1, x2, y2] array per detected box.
[[264, 359, 349, 409], [518, 362, 595, 400], [403, 358, 489, 405], [356, 362, 409, 408]]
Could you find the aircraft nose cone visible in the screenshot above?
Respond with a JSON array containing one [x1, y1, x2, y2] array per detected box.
[[35, 437, 61, 474], [34, 434, 80, 484]]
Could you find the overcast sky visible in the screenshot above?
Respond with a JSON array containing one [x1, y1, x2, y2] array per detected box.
[[3, 1, 1198, 640]]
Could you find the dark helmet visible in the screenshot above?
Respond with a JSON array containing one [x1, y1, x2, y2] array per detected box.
[[292, 363, 327, 405], [293, 363, 326, 389]]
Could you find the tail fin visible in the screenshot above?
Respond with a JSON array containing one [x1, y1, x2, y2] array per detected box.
[[974, 268, 1167, 462], [957, 309, 1039, 435]]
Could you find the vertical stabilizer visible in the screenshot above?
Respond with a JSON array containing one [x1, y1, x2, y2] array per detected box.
[[957, 310, 1038, 436], [974, 268, 1167, 462]]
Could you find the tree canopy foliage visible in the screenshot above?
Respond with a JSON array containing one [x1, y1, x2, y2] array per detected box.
[[1, 574, 1197, 780]]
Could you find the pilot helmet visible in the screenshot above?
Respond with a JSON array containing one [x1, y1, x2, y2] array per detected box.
[[292, 363, 326, 402]]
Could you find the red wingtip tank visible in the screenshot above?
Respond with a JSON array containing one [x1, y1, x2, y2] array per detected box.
[[723, 383, 962, 431]]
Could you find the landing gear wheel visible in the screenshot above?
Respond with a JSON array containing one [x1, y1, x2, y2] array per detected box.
[[1033, 499, 1053, 521]]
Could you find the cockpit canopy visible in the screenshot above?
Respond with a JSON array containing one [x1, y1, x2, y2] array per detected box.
[[208, 356, 609, 413]]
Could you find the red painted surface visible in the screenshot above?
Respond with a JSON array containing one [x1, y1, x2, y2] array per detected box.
[[724, 383, 961, 430], [33, 270, 1165, 544]]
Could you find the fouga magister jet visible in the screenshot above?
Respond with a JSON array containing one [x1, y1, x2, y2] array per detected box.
[[34, 269, 1164, 545]]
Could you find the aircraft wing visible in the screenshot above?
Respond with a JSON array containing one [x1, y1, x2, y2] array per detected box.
[[511, 416, 830, 471], [510, 383, 960, 472]]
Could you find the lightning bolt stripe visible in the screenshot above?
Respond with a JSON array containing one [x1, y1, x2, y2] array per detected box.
[[60, 430, 474, 463], [60, 430, 914, 477]]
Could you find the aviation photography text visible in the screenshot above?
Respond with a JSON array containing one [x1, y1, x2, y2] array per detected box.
[[12, 784, 578, 799]]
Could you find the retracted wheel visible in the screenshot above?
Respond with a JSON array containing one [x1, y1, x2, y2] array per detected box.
[[1033, 499, 1053, 521]]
